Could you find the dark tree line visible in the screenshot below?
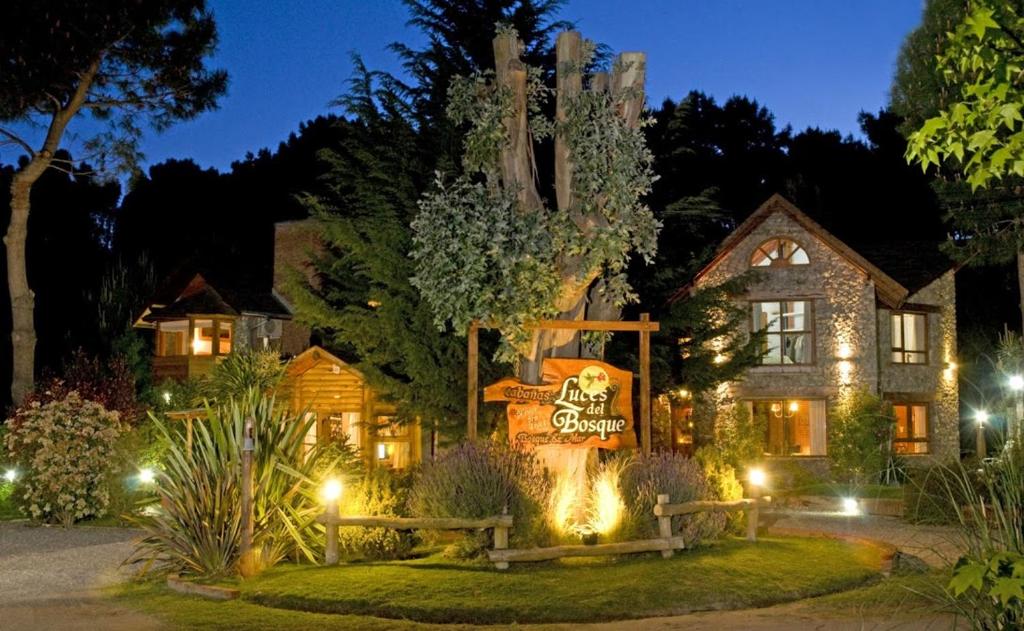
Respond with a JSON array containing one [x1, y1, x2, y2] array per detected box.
[[1, 0, 1017, 423]]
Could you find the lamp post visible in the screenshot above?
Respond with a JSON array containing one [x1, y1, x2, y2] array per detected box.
[[975, 410, 989, 460], [747, 467, 766, 499], [321, 478, 343, 565], [240, 416, 255, 576]]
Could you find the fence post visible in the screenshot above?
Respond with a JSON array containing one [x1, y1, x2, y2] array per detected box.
[[746, 499, 759, 542], [493, 505, 510, 570], [324, 501, 340, 565], [656, 494, 673, 558]]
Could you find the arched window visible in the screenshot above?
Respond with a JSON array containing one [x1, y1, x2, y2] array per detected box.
[[750, 238, 809, 267]]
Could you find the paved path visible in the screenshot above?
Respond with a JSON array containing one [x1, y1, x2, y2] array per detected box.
[[0, 513, 961, 630], [764, 509, 964, 568], [0, 522, 160, 631]]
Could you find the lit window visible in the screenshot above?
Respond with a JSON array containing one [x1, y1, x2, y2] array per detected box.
[[192, 319, 214, 356], [157, 320, 188, 356], [892, 313, 927, 364], [752, 399, 827, 456], [752, 300, 813, 364], [218, 320, 232, 355], [750, 238, 809, 267], [892, 403, 929, 454]]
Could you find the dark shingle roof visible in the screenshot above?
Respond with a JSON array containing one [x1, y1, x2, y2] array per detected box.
[[850, 241, 956, 295], [140, 270, 291, 324]]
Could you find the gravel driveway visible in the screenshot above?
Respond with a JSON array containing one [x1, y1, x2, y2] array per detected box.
[[0, 522, 160, 630]]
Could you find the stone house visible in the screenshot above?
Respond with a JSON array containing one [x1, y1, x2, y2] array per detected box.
[[675, 194, 960, 466]]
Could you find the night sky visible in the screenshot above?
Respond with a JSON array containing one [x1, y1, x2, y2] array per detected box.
[[6, 0, 926, 173]]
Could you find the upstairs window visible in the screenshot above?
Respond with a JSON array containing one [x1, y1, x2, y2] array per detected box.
[[750, 238, 809, 267], [752, 300, 813, 365], [892, 312, 927, 364]]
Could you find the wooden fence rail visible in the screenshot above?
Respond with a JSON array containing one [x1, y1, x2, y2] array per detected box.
[[319, 495, 769, 569], [316, 510, 512, 566]]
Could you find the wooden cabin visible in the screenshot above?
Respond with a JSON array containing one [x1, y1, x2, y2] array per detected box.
[[134, 272, 292, 382], [281, 346, 423, 470]]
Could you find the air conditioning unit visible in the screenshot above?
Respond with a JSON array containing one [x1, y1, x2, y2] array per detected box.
[[255, 318, 283, 339]]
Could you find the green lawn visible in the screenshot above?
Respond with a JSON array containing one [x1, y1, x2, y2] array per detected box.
[[0, 482, 21, 520], [225, 536, 885, 625], [111, 563, 947, 631]]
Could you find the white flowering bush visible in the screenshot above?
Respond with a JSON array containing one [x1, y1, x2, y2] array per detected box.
[[4, 392, 124, 526]]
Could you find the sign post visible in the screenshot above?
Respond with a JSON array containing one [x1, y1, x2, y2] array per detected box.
[[469, 316, 659, 452]]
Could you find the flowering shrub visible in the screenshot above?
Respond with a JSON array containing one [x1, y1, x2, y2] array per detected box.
[[409, 442, 552, 556], [616, 452, 722, 544], [4, 392, 124, 526], [24, 350, 142, 423]]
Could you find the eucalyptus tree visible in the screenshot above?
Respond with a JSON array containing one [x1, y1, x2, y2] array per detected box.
[[411, 29, 659, 383], [0, 0, 226, 403], [295, 1, 569, 435]]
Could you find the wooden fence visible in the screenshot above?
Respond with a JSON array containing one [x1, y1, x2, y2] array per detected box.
[[318, 495, 769, 569], [316, 510, 512, 566]]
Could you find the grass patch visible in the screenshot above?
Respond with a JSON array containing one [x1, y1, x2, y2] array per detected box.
[[801, 571, 949, 618], [0, 482, 22, 520], [789, 482, 904, 500], [110, 581, 459, 631], [237, 536, 885, 624]]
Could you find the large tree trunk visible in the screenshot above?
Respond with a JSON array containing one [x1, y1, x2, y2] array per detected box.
[[3, 59, 98, 405], [6, 171, 40, 405]]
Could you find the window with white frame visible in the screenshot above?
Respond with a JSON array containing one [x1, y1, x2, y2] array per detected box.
[[750, 238, 809, 267], [752, 300, 813, 364], [891, 312, 927, 364]]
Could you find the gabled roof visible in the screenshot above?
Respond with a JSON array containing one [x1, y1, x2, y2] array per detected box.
[[135, 271, 292, 327], [285, 345, 363, 380], [674, 194, 954, 308]]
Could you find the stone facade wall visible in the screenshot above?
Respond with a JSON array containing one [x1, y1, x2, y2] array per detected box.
[[877, 271, 959, 462], [694, 209, 959, 465], [697, 211, 879, 403]]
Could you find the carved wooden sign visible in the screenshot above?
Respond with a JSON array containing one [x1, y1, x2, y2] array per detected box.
[[484, 358, 636, 450]]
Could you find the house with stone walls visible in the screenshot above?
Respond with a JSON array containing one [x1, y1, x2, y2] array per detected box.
[[671, 194, 960, 467]]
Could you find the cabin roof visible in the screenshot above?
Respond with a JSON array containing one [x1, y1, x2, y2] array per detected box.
[[286, 345, 363, 379], [136, 270, 292, 326], [674, 194, 956, 308]]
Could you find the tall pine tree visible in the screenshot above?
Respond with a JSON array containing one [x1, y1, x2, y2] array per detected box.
[[293, 1, 569, 435]]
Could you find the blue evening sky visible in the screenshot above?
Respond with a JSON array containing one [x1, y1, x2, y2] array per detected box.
[[13, 1, 927, 172]]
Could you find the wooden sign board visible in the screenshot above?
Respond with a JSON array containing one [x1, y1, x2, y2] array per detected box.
[[484, 358, 637, 450]]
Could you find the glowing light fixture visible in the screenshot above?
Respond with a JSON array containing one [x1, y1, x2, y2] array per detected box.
[[3, 469, 15, 483], [837, 343, 852, 360], [788, 401, 799, 413], [748, 467, 766, 487], [138, 468, 156, 484], [976, 410, 990, 426], [1010, 375, 1024, 391], [321, 478, 343, 503], [841, 497, 860, 515]]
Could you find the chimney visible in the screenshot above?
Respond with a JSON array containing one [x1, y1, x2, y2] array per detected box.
[[273, 219, 323, 356]]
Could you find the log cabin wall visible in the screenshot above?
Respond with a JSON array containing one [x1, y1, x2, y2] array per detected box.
[[282, 346, 422, 470]]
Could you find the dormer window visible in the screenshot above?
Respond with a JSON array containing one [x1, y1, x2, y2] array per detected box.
[[750, 238, 809, 267]]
